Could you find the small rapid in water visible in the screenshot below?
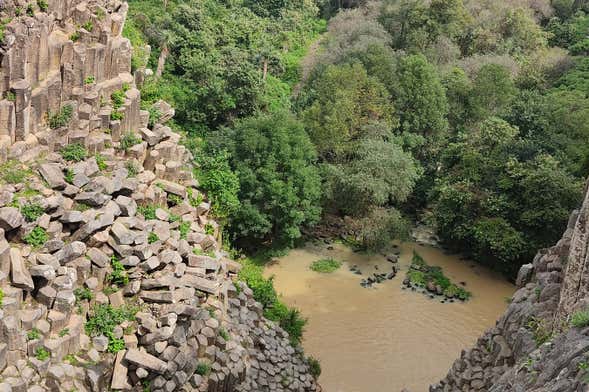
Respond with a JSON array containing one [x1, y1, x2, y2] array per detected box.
[[264, 242, 515, 392]]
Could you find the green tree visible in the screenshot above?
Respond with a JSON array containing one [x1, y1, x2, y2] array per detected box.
[[323, 135, 421, 215], [302, 63, 396, 159], [223, 111, 322, 249], [470, 64, 516, 121], [394, 54, 448, 140]]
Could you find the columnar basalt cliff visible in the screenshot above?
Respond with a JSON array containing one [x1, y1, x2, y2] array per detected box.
[[431, 185, 589, 392], [0, 1, 320, 391]]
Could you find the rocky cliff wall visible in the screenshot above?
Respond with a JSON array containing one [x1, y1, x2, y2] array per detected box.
[[0, 1, 320, 391], [431, 184, 589, 392]]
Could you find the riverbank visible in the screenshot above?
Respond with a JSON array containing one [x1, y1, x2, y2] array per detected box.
[[264, 241, 515, 391]]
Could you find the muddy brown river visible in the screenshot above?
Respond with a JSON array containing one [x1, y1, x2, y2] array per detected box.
[[264, 242, 515, 392]]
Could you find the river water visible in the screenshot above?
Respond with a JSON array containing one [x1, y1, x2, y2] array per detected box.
[[264, 242, 515, 392]]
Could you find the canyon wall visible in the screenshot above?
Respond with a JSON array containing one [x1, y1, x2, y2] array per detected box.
[[431, 184, 589, 391], [0, 1, 319, 391]]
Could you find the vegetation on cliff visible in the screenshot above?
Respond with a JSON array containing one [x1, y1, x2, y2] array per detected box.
[[127, 0, 589, 277]]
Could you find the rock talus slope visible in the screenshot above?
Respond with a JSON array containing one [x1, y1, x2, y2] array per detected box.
[[0, 1, 320, 391]]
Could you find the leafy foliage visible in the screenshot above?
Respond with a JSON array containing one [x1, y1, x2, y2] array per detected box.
[[24, 227, 48, 247], [215, 111, 321, 249], [85, 304, 137, 353], [60, 143, 87, 162], [310, 258, 342, 273], [20, 202, 44, 222], [48, 105, 73, 129]]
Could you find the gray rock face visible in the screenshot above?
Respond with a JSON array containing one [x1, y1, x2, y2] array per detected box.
[[10, 247, 33, 290], [39, 164, 66, 189], [0, 207, 24, 231], [431, 198, 589, 392]]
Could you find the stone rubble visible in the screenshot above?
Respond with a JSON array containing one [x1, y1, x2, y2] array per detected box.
[[0, 0, 321, 391]]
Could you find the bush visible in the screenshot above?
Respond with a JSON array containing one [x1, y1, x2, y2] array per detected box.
[[111, 90, 126, 109], [108, 255, 129, 286], [0, 288, 3, 306], [219, 327, 230, 341], [70, 32, 80, 42], [238, 259, 307, 344], [60, 143, 87, 162], [85, 304, 137, 353], [20, 202, 44, 222], [195, 362, 211, 376], [120, 132, 141, 151], [138, 204, 157, 220], [95, 154, 108, 171], [148, 232, 159, 244], [179, 221, 191, 239], [35, 347, 50, 361], [37, 0, 47, 12], [24, 227, 48, 247], [82, 21, 93, 32], [571, 310, 589, 328], [84, 76, 95, 84], [307, 356, 322, 378], [1, 161, 31, 184], [204, 223, 215, 235], [110, 110, 124, 121], [74, 287, 93, 302], [310, 258, 341, 273], [264, 302, 306, 344], [64, 168, 74, 185], [27, 328, 40, 340], [527, 317, 553, 346], [48, 105, 73, 129]]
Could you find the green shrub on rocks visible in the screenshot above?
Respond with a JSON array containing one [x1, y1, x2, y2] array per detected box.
[[20, 202, 44, 222], [310, 258, 341, 273], [24, 227, 48, 247], [238, 259, 307, 344], [179, 221, 191, 239], [48, 105, 73, 129], [527, 317, 553, 346], [64, 168, 74, 185], [148, 232, 159, 244], [95, 154, 108, 171], [307, 356, 321, 378], [571, 310, 589, 328], [138, 204, 157, 219], [406, 252, 471, 300], [0, 160, 32, 184], [37, 0, 48, 12], [27, 328, 41, 341], [60, 143, 87, 162], [74, 287, 93, 303], [0, 288, 3, 307], [34, 347, 50, 361], [108, 255, 129, 286], [195, 362, 211, 376], [120, 132, 141, 151], [265, 302, 306, 344], [85, 304, 137, 354], [110, 110, 124, 121]]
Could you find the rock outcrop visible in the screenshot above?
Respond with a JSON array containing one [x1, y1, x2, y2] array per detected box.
[[0, 1, 320, 391], [431, 185, 589, 391]]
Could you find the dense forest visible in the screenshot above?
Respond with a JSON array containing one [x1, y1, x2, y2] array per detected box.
[[127, 0, 589, 277]]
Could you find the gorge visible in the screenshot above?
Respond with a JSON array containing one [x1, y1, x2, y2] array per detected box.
[[1, 0, 589, 390]]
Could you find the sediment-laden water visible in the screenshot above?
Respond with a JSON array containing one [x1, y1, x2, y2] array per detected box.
[[264, 242, 515, 392]]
